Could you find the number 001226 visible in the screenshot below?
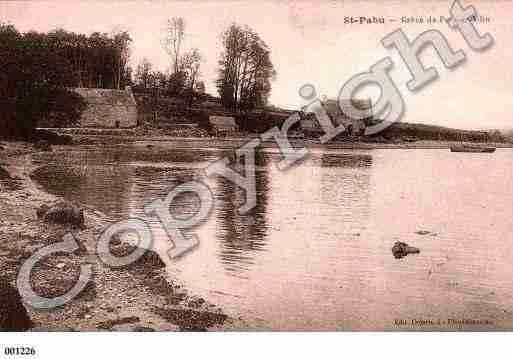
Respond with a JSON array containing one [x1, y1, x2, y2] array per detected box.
[[4, 347, 36, 355]]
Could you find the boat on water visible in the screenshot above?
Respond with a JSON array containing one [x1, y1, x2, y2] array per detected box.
[[450, 144, 496, 153]]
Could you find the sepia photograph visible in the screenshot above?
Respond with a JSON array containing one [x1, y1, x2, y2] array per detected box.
[[0, 0, 512, 355]]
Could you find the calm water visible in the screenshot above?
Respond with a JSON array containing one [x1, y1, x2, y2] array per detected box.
[[32, 144, 513, 330]]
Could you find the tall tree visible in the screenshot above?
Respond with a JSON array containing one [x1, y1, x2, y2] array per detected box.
[[111, 29, 132, 90], [0, 24, 86, 137], [0, 24, 136, 137], [181, 48, 202, 106], [216, 23, 275, 110], [162, 17, 185, 75]]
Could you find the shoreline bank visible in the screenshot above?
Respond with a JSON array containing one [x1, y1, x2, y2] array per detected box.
[[37, 127, 512, 150], [0, 141, 235, 331], [66, 134, 513, 151]]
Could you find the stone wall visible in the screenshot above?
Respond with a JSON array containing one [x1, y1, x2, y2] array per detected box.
[[74, 88, 138, 128]]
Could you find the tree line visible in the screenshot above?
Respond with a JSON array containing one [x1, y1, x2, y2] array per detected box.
[[0, 17, 275, 138], [134, 18, 275, 111], [217, 24, 275, 110], [133, 17, 206, 108], [0, 23, 132, 138]]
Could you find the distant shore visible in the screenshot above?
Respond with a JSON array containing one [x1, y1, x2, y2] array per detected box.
[[70, 135, 513, 151], [34, 126, 512, 150]]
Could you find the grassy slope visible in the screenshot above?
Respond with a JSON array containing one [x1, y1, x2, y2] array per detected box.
[[132, 93, 507, 143]]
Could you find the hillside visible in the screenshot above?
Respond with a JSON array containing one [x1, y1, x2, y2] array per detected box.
[[374, 122, 506, 143], [133, 92, 293, 133], [132, 92, 506, 143]]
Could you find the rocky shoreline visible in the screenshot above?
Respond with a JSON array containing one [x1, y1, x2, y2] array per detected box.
[[0, 141, 233, 331]]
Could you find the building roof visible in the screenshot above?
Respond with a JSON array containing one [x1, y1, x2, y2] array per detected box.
[[209, 116, 239, 131], [74, 88, 136, 107]]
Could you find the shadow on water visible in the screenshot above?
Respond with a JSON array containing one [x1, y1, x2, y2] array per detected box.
[[130, 166, 207, 224], [32, 148, 372, 272], [319, 153, 372, 168], [30, 162, 135, 218], [37, 147, 219, 165], [30, 147, 217, 219]]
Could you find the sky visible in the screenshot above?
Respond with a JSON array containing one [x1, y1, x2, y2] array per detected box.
[[1, 0, 512, 129]]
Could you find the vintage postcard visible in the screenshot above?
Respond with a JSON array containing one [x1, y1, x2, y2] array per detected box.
[[0, 0, 512, 350]]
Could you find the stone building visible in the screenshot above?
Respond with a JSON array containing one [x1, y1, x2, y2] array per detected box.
[[73, 87, 138, 128], [301, 98, 373, 135], [209, 115, 239, 135]]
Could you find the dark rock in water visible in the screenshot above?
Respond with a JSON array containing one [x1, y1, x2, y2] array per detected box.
[[392, 241, 420, 259], [0, 279, 32, 331], [415, 230, 431, 236], [37, 202, 85, 228], [33, 140, 52, 152]]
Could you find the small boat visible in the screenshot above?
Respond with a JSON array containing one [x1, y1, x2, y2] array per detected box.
[[450, 144, 496, 153]]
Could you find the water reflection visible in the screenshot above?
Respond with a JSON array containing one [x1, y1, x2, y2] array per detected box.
[[32, 148, 372, 278], [32, 146, 382, 329], [214, 156, 271, 274], [320, 153, 372, 168], [31, 146, 513, 330], [129, 166, 203, 220], [32, 148, 218, 219], [31, 160, 135, 218], [319, 152, 372, 210]]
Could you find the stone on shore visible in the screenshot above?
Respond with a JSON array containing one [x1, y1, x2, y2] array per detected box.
[[392, 241, 420, 259], [37, 202, 85, 228], [0, 279, 32, 331]]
